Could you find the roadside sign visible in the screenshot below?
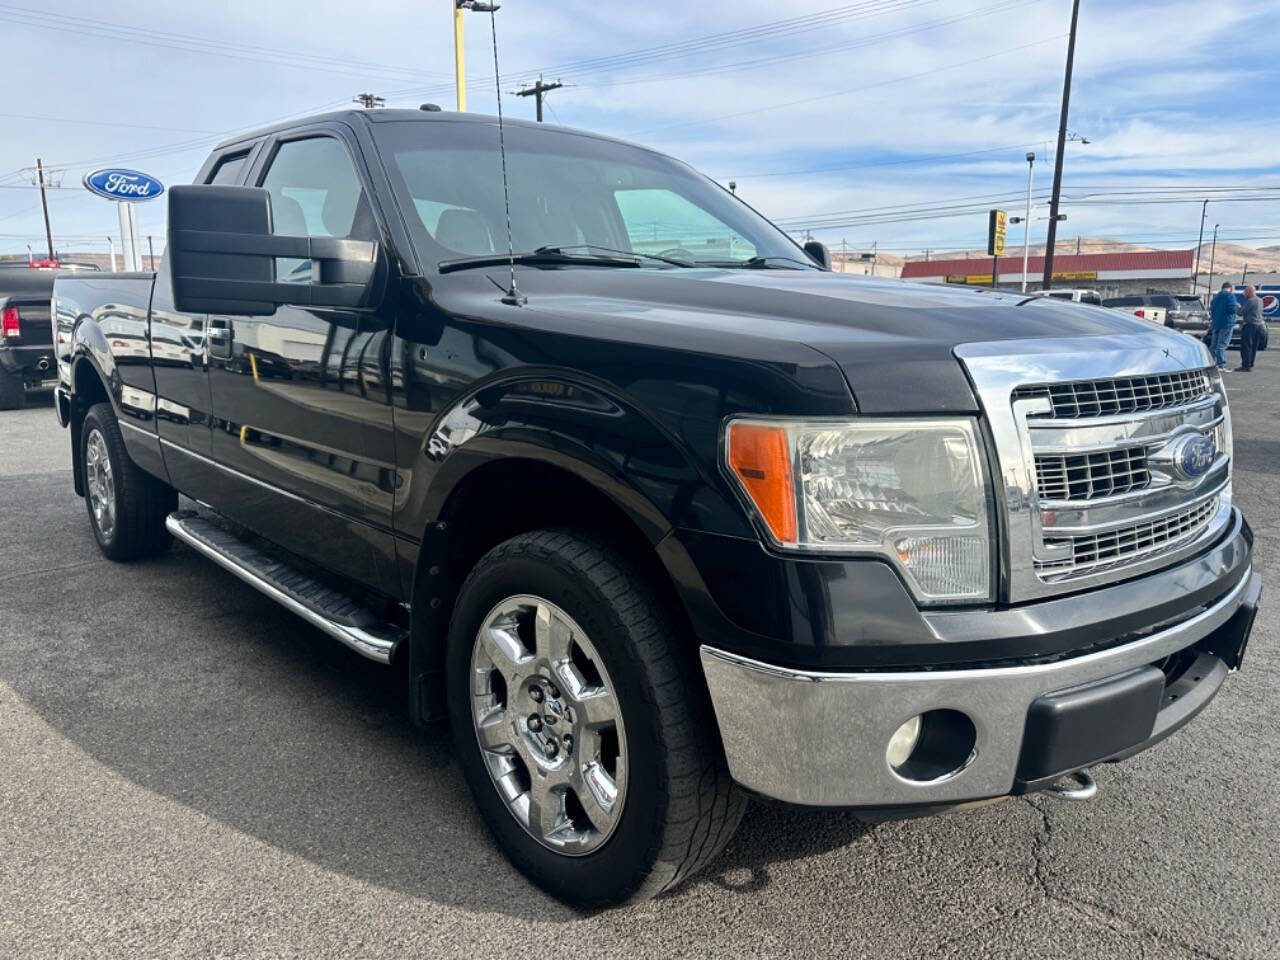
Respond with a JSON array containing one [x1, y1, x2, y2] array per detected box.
[[987, 209, 1007, 257], [82, 168, 165, 273], [82, 168, 165, 203]]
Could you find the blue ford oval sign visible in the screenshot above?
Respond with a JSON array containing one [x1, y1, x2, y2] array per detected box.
[[82, 168, 165, 202], [1176, 434, 1216, 479]]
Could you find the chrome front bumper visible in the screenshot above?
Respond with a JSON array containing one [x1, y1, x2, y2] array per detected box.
[[700, 566, 1260, 807]]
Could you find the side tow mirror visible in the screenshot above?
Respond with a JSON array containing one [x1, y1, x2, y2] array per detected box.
[[803, 240, 832, 270], [167, 184, 377, 315]]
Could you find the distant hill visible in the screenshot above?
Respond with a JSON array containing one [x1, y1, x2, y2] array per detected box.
[[905, 239, 1280, 279]]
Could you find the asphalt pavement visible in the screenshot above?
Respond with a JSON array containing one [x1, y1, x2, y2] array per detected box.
[[1, 359, 1277, 959]]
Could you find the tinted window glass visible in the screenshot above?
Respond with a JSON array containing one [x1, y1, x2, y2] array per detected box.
[[615, 188, 756, 261], [1080, 292, 1102, 305], [207, 152, 249, 185], [1104, 296, 1141, 307], [375, 120, 803, 271], [260, 136, 368, 281]]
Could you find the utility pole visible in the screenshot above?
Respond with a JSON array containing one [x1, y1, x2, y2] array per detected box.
[[1192, 199, 1208, 296], [1206, 224, 1220, 295], [515, 75, 563, 122], [352, 92, 385, 108], [36, 158, 54, 260], [147, 234, 155, 269], [1041, 0, 1080, 291]]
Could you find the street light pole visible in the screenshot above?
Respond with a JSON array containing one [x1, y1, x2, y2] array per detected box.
[[1041, 0, 1080, 291], [1192, 199, 1208, 298], [453, 1, 467, 111], [1020, 151, 1035, 292], [453, 1, 501, 112], [1206, 224, 1220, 295]]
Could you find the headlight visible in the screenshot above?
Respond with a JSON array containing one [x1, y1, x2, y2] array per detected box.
[[725, 417, 993, 602]]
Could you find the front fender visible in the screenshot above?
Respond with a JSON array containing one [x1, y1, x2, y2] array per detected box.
[[404, 371, 755, 545]]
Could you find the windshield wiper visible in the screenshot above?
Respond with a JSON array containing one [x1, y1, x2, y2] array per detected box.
[[539, 243, 696, 267], [438, 247, 644, 274], [692, 255, 816, 270]]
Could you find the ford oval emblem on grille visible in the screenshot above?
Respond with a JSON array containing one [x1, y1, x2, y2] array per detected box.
[[1176, 434, 1216, 479]]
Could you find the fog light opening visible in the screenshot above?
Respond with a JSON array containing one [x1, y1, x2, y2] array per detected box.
[[889, 709, 977, 783]]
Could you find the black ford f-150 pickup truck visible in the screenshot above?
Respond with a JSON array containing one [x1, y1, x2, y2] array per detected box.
[[51, 109, 1261, 907]]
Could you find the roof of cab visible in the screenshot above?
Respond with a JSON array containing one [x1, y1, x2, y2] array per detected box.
[[213, 108, 642, 154]]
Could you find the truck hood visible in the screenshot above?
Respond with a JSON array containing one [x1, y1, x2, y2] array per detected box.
[[460, 266, 1168, 413]]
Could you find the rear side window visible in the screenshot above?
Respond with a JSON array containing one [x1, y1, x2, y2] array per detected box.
[[1104, 296, 1141, 307], [1080, 292, 1102, 305], [207, 152, 250, 185]]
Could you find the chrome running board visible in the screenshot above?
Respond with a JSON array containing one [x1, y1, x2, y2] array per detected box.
[[165, 511, 404, 664]]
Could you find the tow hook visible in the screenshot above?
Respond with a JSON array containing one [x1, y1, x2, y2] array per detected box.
[[1044, 770, 1097, 801]]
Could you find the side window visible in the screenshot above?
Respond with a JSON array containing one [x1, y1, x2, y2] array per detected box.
[[260, 136, 369, 282], [206, 152, 250, 185], [614, 188, 756, 261]]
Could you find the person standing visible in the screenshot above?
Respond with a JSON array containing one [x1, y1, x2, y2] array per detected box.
[[1209, 282, 1238, 371], [1236, 284, 1265, 372]]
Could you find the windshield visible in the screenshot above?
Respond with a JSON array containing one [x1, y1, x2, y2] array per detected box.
[[374, 119, 807, 271]]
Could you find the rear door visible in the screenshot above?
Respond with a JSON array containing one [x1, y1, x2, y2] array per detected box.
[[204, 126, 399, 596]]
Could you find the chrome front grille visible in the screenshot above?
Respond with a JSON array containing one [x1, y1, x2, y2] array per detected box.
[[1034, 446, 1151, 501], [1035, 497, 1219, 580], [957, 335, 1232, 602], [1013, 369, 1212, 419]]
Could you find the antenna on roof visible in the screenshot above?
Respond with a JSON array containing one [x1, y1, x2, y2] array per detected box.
[[481, 4, 525, 306]]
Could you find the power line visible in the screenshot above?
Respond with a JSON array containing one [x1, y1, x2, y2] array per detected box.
[[628, 35, 1065, 138], [379, 0, 939, 102], [0, 3, 455, 83]]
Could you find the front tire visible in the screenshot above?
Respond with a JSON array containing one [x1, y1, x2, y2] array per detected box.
[[446, 528, 745, 907], [81, 402, 176, 561]]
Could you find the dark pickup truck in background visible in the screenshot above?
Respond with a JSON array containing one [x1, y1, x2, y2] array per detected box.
[[51, 109, 1262, 907], [0, 262, 90, 408]]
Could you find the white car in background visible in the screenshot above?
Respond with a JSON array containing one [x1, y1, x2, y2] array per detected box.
[[1032, 288, 1104, 305]]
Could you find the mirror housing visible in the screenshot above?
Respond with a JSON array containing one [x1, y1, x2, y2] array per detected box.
[[802, 239, 832, 270], [167, 184, 377, 315]]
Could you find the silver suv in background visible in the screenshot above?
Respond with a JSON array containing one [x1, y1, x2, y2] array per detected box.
[[1103, 293, 1209, 333]]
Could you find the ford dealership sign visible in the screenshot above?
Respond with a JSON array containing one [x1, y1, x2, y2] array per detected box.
[[82, 168, 165, 202]]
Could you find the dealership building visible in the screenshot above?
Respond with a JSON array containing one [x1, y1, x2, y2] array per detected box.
[[900, 249, 1195, 297]]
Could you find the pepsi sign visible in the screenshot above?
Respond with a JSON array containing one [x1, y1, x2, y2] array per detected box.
[[82, 168, 165, 202]]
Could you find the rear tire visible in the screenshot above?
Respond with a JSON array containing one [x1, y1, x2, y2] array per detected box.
[[0, 372, 24, 410], [81, 402, 176, 561], [446, 527, 745, 907]]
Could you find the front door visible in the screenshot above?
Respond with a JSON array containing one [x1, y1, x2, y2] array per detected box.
[[204, 130, 399, 597]]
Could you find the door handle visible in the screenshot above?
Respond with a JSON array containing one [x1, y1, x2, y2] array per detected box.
[[208, 317, 234, 359]]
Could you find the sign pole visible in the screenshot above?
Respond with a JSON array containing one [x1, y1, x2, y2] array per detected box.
[[129, 203, 142, 271]]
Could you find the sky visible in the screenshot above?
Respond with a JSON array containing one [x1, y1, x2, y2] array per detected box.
[[1, 0, 1279, 259]]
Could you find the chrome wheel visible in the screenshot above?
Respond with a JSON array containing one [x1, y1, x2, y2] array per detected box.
[[470, 595, 627, 856], [84, 428, 116, 540]]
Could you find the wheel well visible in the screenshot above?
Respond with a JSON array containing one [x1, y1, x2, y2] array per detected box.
[[409, 458, 694, 723], [69, 358, 111, 497]]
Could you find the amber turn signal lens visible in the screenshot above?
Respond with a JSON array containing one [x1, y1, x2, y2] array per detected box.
[[727, 422, 797, 544]]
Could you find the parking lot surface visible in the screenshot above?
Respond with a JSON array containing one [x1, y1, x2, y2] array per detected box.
[[1, 363, 1277, 960]]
